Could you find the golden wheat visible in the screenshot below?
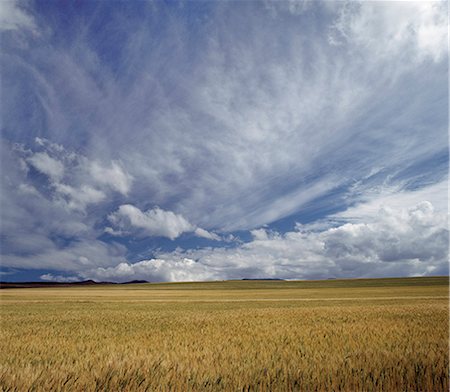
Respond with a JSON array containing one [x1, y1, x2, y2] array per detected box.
[[0, 277, 448, 391]]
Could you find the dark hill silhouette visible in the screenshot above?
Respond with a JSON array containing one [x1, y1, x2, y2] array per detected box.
[[0, 280, 149, 289], [122, 280, 149, 284]]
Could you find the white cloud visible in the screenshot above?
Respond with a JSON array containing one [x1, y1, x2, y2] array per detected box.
[[108, 205, 221, 241], [194, 227, 221, 241], [27, 152, 64, 181], [40, 273, 80, 283], [104, 226, 126, 237], [89, 161, 133, 196], [0, 140, 128, 273], [321, 201, 447, 265], [0, 0, 36, 32], [18, 140, 134, 211], [54, 183, 106, 211], [250, 228, 270, 241], [85, 258, 219, 283], [219, 176, 339, 232], [87, 201, 448, 282], [109, 204, 194, 240], [330, 1, 447, 63], [34, 137, 64, 152], [334, 179, 448, 223], [1, 2, 447, 280], [4, 2, 446, 235]]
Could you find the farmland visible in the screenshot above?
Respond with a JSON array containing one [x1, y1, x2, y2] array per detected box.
[[0, 276, 448, 391]]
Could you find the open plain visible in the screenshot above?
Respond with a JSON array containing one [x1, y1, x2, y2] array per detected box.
[[0, 276, 448, 391]]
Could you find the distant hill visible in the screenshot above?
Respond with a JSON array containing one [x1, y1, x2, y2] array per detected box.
[[122, 280, 149, 284], [0, 280, 149, 289]]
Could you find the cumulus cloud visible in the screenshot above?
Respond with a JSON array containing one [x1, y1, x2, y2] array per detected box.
[[109, 205, 194, 239], [322, 202, 447, 266], [0, 140, 131, 273], [15, 139, 133, 211], [86, 201, 448, 282], [109, 204, 218, 241], [84, 259, 217, 283], [250, 228, 271, 241]]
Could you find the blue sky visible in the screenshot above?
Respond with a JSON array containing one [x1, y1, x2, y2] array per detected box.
[[1, 0, 448, 282]]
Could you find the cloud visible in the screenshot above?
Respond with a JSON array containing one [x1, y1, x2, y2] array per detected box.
[[0, 0, 36, 32], [250, 228, 271, 241], [334, 179, 448, 223], [40, 273, 80, 283], [6, 3, 446, 233], [54, 183, 106, 211], [0, 139, 128, 273], [3, 237, 127, 272], [321, 202, 446, 265], [330, 1, 447, 63], [18, 183, 40, 197], [15, 139, 133, 211], [85, 258, 217, 283], [109, 205, 194, 240], [1, 2, 447, 280], [194, 228, 221, 241], [7, 0, 445, 234], [103, 226, 126, 237], [89, 161, 132, 196], [86, 201, 448, 282], [108, 204, 220, 241], [27, 152, 64, 181]]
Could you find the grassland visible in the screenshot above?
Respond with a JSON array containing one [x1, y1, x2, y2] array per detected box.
[[0, 276, 448, 391]]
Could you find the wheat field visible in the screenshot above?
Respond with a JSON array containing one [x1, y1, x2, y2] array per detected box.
[[0, 277, 448, 391]]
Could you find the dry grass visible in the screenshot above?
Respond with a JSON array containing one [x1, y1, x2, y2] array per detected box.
[[0, 277, 448, 391]]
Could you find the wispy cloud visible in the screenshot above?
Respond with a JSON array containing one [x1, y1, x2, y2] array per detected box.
[[40, 273, 80, 283], [0, 0, 36, 32], [27, 152, 64, 181], [1, 1, 447, 280], [334, 179, 448, 223], [329, 1, 447, 63], [194, 228, 221, 241], [89, 161, 132, 196]]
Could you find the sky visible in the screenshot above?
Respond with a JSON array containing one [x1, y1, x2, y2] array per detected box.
[[0, 0, 448, 283]]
